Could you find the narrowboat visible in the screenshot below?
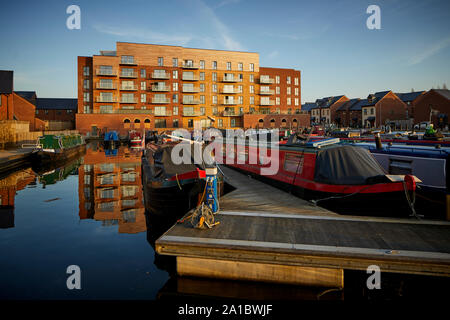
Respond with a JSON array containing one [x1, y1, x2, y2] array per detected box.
[[141, 142, 207, 216], [129, 130, 144, 149], [103, 131, 120, 149], [33, 133, 86, 165], [214, 137, 421, 216]]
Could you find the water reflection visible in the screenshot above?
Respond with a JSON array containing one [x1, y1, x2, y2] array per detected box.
[[78, 142, 146, 234]]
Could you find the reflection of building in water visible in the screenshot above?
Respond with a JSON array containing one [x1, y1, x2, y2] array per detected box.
[[78, 144, 146, 234], [0, 168, 36, 228]]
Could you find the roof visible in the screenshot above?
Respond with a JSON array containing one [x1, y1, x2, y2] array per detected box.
[[36, 98, 78, 110], [363, 91, 391, 106], [315, 95, 345, 108], [350, 99, 368, 111], [301, 102, 317, 111], [0, 70, 13, 94], [337, 98, 360, 111], [433, 89, 450, 100], [15, 91, 37, 105], [395, 91, 425, 103]]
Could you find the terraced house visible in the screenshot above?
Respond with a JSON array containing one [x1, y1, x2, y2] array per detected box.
[[77, 42, 303, 135]]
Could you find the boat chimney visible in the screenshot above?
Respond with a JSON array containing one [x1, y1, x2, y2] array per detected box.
[[374, 133, 382, 149]]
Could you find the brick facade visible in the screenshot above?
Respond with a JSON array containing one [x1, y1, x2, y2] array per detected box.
[[413, 89, 450, 128]]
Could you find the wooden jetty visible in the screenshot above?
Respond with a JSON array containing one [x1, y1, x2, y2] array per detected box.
[[0, 148, 33, 176], [155, 166, 450, 288]]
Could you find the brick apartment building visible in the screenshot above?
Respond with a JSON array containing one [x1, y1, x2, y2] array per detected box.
[[78, 145, 146, 234], [35, 98, 77, 129], [334, 98, 360, 127], [76, 42, 304, 136], [413, 89, 450, 129], [361, 91, 408, 128]]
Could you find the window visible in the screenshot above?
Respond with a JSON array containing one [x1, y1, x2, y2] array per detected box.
[[212, 61, 217, 70], [83, 79, 89, 89], [100, 105, 113, 113], [173, 119, 179, 128], [212, 107, 218, 115], [84, 92, 90, 102], [276, 87, 280, 94], [226, 62, 231, 70], [295, 98, 299, 106], [99, 65, 113, 75], [231, 118, 236, 127], [121, 55, 135, 64], [284, 154, 304, 173], [238, 62, 243, 71], [188, 119, 194, 127], [172, 94, 178, 103], [294, 77, 299, 85], [218, 119, 223, 127], [200, 60, 205, 69], [287, 76, 291, 84], [276, 97, 280, 105], [287, 87, 291, 95], [250, 96, 254, 105], [140, 69, 146, 78], [121, 68, 135, 77], [173, 82, 178, 91], [173, 70, 178, 79], [172, 58, 178, 67], [275, 76, 280, 84], [84, 105, 90, 113], [200, 72, 205, 81], [249, 74, 254, 83], [173, 106, 178, 115], [83, 66, 89, 76], [212, 96, 217, 104], [121, 93, 134, 103], [141, 94, 146, 103], [250, 85, 254, 94], [212, 84, 217, 93], [364, 109, 368, 115], [200, 107, 205, 115], [249, 63, 254, 72], [200, 95, 205, 104], [141, 81, 146, 90], [200, 84, 205, 92], [121, 80, 134, 90], [158, 57, 164, 66], [154, 106, 166, 116], [295, 88, 299, 96], [371, 108, 374, 115], [287, 98, 291, 105], [212, 72, 217, 82], [238, 96, 243, 104], [155, 119, 167, 128]]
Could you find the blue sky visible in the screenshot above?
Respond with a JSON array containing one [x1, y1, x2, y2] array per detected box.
[[0, 0, 449, 103]]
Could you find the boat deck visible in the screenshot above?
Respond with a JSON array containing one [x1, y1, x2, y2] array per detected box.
[[155, 166, 450, 287]]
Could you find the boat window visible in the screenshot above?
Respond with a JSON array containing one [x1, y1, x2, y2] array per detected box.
[[284, 153, 304, 173]]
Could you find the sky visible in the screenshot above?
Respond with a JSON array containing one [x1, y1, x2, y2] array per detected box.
[[0, 0, 449, 103]]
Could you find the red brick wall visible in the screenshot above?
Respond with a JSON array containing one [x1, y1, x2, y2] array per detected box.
[[36, 109, 76, 122], [374, 92, 407, 127], [78, 56, 93, 114], [259, 67, 301, 113], [0, 94, 14, 120], [414, 90, 450, 127], [12, 93, 36, 131], [243, 113, 310, 129], [330, 97, 349, 124]]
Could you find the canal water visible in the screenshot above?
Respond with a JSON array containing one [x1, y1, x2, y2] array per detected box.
[[0, 142, 448, 301]]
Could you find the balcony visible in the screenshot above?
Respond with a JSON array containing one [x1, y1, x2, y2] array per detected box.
[[223, 99, 238, 105], [151, 85, 170, 92], [259, 77, 275, 84], [116, 109, 153, 114], [151, 72, 170, 79], [95, 96, 118, 103], [120, 84, 137, 91], [154, 110, 173, 116], [96, 69, 117, 76], [120, 71, 137, 78], [222, 76, 241, 83], [259, 89, 275, 95], [181, 62, 198, 69], [96, 83, 117, 90], [120, 97, 137, 103], [182, 98, 201, 105], [182, 87, 200, 93], [182, 74, 199, 81], [260, 99, 275, 106], [222, 110, 243, 116], [221, 88, 239, 94], [182, 111, 203, 116], [152, 97, 170, 104]]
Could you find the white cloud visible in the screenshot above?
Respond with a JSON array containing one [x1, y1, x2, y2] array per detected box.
[[408, 36, 450, 65], [93, 25, 193, 46]]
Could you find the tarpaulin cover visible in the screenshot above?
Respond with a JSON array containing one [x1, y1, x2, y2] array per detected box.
[[147, 143, 205, 180], [314, 145, 388, 185]]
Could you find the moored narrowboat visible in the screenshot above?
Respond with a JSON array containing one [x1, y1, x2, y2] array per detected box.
[[214, 137, 421, 216], [33, 133, 86, 165]]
